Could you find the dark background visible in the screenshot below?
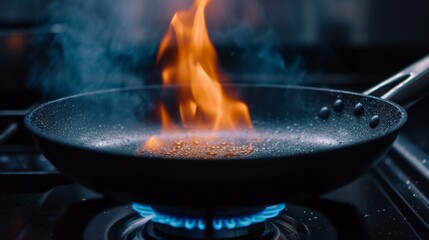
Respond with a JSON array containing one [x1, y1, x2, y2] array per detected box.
[[1, 0, 429, 107]]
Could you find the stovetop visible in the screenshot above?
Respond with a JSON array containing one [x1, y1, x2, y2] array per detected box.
[[1, 93, 429, 240], [0, 168, 422, 240]]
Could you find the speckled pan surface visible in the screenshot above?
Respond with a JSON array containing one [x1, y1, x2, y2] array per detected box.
[[24, 85, 407, 206]]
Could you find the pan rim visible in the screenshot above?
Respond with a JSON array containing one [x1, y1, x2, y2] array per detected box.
[[24, 84, 408, 162]]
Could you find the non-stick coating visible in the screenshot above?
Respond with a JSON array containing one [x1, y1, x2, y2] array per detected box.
[[25, 85, 407, 207]]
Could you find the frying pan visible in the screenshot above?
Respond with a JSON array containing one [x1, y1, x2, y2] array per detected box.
[[25, 55, 429, 207]]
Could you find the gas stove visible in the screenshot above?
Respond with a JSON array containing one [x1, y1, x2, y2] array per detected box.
[[2, 0, 429, 237], [1, 92, 429, 240]]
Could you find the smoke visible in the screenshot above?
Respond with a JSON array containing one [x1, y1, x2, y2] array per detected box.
[[208, 0, 303, 82], [29, 0, 301, 98]]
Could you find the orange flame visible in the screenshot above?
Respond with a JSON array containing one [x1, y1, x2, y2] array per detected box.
[[140, 0, 253, 157]]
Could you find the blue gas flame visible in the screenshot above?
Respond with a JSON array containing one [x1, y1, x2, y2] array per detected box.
[[131, 203, 285, 231]]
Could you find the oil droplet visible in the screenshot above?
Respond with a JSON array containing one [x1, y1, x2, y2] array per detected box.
[[206, 152, 217, 156]]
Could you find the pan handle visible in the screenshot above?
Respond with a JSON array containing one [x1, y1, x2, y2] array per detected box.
[[363, 54, 429, 109]]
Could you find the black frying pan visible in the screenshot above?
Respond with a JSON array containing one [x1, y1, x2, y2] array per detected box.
[[25, 55, 429, 207]]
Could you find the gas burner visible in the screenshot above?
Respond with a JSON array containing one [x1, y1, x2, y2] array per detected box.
[[131, 203, 285, 239], [84, 204, 318, 240], [143, 220, 274, 240], [132, 203, 285, 231]]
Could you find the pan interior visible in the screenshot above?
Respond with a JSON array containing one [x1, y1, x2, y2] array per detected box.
[[90, 127, 343, 159], [27, 85, 406, 159]]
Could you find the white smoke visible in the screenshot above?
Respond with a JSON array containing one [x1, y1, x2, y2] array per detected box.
[[30, 0, 299, 98]]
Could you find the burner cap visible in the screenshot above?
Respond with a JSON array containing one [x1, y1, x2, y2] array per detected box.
[[145, 220, 271, 239]]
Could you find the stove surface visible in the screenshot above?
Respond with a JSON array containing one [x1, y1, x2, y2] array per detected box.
[[0, 171, 423, 240]]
